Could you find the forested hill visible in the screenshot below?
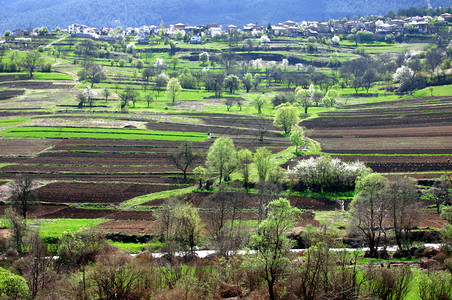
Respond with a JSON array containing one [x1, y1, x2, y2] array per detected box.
[[0, 0, 450, 33]]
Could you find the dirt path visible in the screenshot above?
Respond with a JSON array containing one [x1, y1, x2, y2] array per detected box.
[[45, 34, 68, 49]]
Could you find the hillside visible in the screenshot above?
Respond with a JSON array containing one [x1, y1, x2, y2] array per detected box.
[[0, 0, 450, 34]]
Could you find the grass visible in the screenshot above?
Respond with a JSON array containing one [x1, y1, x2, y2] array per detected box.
[[109, 240, 163, 253], [2, 126, 208, 141], [32, 72, 73, 80], [120, 185, 197, 208], [28, 218, 107, 240], [0, 117, 30, 127], [314, 210, 351, 229]]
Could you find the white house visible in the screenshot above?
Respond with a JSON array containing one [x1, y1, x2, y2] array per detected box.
[[190, 36, 202, 44]]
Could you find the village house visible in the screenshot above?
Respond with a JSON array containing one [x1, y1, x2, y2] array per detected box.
[[344, 20, 365, 32], [227, 24, 239, 33], [174, 23, 186, 31], [317, 22, 330, 33], [190, 36, 202, 44]]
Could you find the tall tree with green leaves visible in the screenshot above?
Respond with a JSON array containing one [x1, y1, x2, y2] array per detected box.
[[290, 125, 306, 153], [254, 147, 273, 182], [245, 198, 300, 300], [224, 74, 241, 94], [243, 73, 253, 93], [273, 103, 299, 134], [237, 149, 253, 187], [166, 77, 182, 104], [206, 137, 237, 184]]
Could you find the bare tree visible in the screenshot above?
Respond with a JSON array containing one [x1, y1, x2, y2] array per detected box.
[[9, 175, 37, 219], [350, 173, 389, 258], [78, 63, 107, 88], [22, 51, 42, 78], [167, 143, 202, 180], [203, 182, 247, 255], [19, 230, 56, 298], [387, 177, 419, 251]]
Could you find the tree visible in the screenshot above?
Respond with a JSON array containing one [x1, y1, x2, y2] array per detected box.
[[199, 52, 210, 65], [175, 202, 203, 254], [237, 149, 253, 187], [350, 173, 389, 258], [166, 77, 182, 104], [253, 74, 262, 90], [154, 198, 182, 241], [57, 231, 108, 299], [78, 63, 107, 88], [243, 73, 253, 93], [9, 175, 37, 219], [154, 73, 168, 96], [118, 86, 138, 108], [206, 137, 237, 184], [425, 49, 442, 80], [254, 147, 273, 182], [142, 66, 155, 81], [225, 98, 234, 111], [224, 74, 241, 94], [253, 96, 266, 114], [102, 88, 110, 102], [296, 86, 312, 114], [134, 59, 144, 70], [22, 51, 42, 78], [193, 166, 209, 190], [362, 69, 376, 94], [387, 177, 419, 251], [170, 55, 180, 70], [245, 198, 300, 300], [290, 125, 306, 153], [167, 143, 201, 180], [273, 103, 299, 134], [5, 208, 27, 253], [23, 230, 55, 298], [203, 182, 247, 255]]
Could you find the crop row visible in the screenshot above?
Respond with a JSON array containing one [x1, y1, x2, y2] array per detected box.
[[2, 126, 208, 141]]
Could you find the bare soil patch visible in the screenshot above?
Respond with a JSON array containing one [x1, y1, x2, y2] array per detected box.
[[36, 182, 190, 204], [0, 81, 74, 89], [0, 139, 55, 156], [0, 90, 25, 100]]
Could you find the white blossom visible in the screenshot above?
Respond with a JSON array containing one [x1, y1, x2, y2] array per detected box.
[[281, 59, 289, 68], [154, 58, 167, 68], [252, 58, 263, 68], [260, 35, 270, 43], [393, 66, 414, 83]]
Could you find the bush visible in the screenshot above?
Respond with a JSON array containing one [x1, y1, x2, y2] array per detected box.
[[366, 266, 413, 300], [179, 73, 198, 89], [271, 92, 296, 107], [418, 271, 452, 300], [287, 155, 367, 192], [40, 63, 51, 72], [0, 267, 29, 299]]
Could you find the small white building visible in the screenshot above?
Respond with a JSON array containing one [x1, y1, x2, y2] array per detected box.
[[190, 36, 202, 44]]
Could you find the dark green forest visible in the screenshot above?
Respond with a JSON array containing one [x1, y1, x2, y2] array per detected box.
[[0, 0, 451, 34]]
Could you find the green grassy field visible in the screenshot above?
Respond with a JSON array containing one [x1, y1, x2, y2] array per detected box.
[[2, 126, 208, 141]]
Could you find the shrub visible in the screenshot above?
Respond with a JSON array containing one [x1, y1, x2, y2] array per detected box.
[[0, 267, 29, 299], [288, 155, 367, 192], [418, 271, 452, 300], [366, 266, 413, 300]]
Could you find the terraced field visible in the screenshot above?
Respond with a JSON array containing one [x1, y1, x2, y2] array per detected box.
[[300, 96, 452, 179]]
